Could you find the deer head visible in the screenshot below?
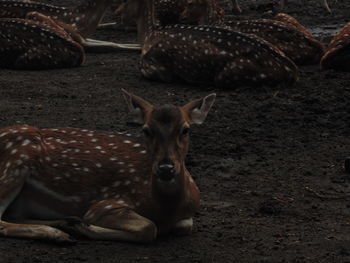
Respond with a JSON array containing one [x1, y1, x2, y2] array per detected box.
[[122, 89, 215, 196]]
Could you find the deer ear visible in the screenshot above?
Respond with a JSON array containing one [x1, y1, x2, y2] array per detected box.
[[121, 89, 153, 124], [183, 93, 216, 124]]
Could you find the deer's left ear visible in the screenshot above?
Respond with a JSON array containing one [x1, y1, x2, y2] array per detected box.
[[182, 93, 216, 124], [122, 89, 153, 124]]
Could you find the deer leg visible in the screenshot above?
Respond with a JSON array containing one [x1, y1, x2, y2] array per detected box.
[[140, 47, 174, 82], [323, 0, 331, 13], [80, 200, 157, 243], [0, 171, 73, 243], [172, 218, 193, 236], [11, 217, 86, 236], [231, 0, 242, 13], [280, 0, 287, 9], [85, 38, 140, 47], [97, 22, 118, 29], [0, 221, 75, 243], [80, 38, 141, 53]]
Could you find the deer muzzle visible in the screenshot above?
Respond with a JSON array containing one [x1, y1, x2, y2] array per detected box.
[[156, 163, 176, 181]]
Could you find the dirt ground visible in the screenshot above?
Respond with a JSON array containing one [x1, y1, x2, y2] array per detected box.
[[1, 0, 350, 262]]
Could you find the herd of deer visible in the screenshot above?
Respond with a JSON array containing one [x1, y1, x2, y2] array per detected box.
[[0, 0, 348, 243]]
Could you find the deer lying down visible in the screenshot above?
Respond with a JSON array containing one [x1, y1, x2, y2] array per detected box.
[[0, 0, 139, 52], [224, 16, 325, 65], [181, 1, 324, 65], [0, 15, 84, 69], [0, 90, 215, 243], [136, 0, 298, 88], [321, 22, 350, 71], [231, 0, 332, 13]]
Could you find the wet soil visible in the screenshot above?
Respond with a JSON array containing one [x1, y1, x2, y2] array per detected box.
[[1, 0, 350, 262]]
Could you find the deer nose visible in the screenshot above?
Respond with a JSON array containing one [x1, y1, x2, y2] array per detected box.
[[157, 163, 176, 181]]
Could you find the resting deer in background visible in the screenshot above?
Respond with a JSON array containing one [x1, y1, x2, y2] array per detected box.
[[181, 1, 325, 65], [223, 14, 325, 65], [0, 90, 215, 242], [231, 0, 332, 13], [0, 0, 139, 52], [0, 14, 85, 69], [134, 0, 298, 87]]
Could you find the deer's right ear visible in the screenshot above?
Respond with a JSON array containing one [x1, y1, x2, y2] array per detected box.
[[183, 93, 216, 125], [122, 89, 153, 124]]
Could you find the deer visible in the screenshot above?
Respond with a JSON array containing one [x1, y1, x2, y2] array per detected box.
[[0, 0, 139, 52], [231, 0, 332, 13], [132, 0, 298, 87], [0, 89, 216, 243], [320, 22, 350, 71], [111, 0, 189, 30], [0, 14, 85, 69], [223, 16, 325, 65], [113, 0, 234, 28], [180, 0, 324, 65]]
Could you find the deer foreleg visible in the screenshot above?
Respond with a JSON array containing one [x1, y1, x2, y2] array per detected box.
[[0, 165, 73, 243], [0, 221, 74, 243], [81, 201, 157, 243], [280, 0, 287, 9], [323, 0, 331, 13], [81, 38, 141, 53], [231, 0, 242, 13], [14, 214, 156, 243], [140, 48, 174, 82], [172, 218, 193, 236], [97, 22, 118, 29]]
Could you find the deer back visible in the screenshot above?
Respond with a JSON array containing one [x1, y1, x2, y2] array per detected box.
[[0, 18, 84, 69]]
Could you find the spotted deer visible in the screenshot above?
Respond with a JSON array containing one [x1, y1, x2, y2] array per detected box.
[[0, 90, 215, 242], [180, 0, 324, 65], [136, 0, 298, 87], [223, 16, 325, 65], [232, 0, 332, 13], [320, 22, 350, 71], [281, 0, 332, 13], [0, 0, 139, 52], [0, 14, 85, 69]]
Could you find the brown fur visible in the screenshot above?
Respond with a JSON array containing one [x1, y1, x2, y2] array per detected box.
[[0, 91, 215, 242]]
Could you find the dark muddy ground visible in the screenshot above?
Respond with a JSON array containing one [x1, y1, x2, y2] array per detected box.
[[1, 0, 350, 262]]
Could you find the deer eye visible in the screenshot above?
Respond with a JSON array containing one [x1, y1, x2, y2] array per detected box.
[[182, 127, 190, 136], [142, 127, 151, 137]]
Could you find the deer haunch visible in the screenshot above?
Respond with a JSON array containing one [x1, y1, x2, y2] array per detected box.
[[320, 22, 350, 71], [0, 90, 215, 243], [0, 17, 84, 69], [224, 18, 325, 65]]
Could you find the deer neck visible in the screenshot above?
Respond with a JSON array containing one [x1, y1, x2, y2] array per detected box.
[[151, 162, 187, 205]]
